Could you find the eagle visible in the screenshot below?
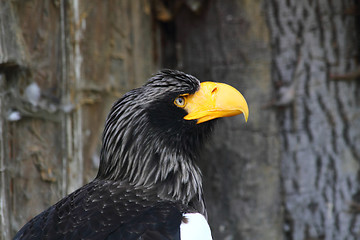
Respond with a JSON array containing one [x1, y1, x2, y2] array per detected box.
[[14, 69, 249, 240]]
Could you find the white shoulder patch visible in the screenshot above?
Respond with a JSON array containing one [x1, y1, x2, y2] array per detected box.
[[180, 213, 213, 240]]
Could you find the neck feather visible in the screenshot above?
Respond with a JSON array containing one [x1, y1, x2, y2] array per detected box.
[[96, 112, 206, 206]]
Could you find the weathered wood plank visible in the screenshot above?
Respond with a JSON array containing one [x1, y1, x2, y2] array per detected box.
[[0, 0, 157, 238], [0, 0, 28, 67], [0, 73, 10, 240]]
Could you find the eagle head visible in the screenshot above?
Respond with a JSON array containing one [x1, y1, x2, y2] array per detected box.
[[96, 69, 248, 205]]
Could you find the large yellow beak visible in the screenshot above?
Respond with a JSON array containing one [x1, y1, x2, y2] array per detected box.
[[183, 82, 249, 124]]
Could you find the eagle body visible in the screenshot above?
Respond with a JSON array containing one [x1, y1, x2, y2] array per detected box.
[[14, 70, 248, 240], [16, 180, 184, 239]]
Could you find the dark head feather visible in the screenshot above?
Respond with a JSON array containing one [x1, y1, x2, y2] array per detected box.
[[96, 70, 214, 215]]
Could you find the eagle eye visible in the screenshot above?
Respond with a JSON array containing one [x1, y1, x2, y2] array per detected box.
[[174, 95, 187, 108]]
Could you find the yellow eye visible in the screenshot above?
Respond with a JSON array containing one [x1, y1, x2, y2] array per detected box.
[[174, 96, 186, 107]]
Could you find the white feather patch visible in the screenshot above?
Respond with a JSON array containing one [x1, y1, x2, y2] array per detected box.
[[180, 213, 213, 240]]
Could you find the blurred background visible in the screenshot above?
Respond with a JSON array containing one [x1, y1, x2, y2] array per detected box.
[[0, 0, 360, 239]]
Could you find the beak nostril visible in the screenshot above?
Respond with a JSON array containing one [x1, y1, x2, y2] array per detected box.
[[211, 87, 218, 94]]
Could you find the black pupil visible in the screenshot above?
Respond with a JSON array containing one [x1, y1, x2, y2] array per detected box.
[[177, 97, 184, 105]]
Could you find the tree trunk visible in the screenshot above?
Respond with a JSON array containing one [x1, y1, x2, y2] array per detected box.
[[267, 0, 360, 239]]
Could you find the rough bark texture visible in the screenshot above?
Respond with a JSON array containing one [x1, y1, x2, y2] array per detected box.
[[0, 1, 156, 239], [170, 1, 283, 239], [267, 0, 360, 239]]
